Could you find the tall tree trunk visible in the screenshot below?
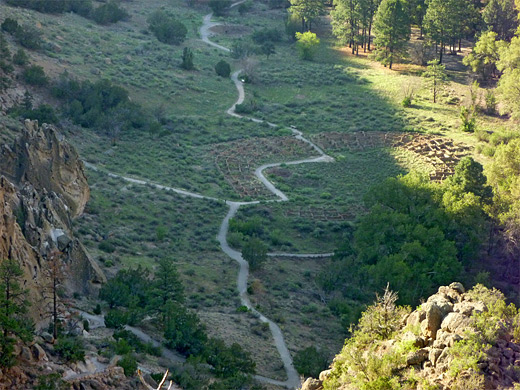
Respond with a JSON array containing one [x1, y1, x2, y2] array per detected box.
[[368, 22, 372, 51]]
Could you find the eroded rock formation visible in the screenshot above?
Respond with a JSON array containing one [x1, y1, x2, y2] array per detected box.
[[0, 120, 104, 325]]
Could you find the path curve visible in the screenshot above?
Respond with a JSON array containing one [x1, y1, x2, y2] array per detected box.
[[200, 4, 336, 389], [77, 5, 334, 389]]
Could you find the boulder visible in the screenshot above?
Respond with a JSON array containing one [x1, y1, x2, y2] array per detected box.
[[319, 369, 331, 382], [420, 302, 444, 339], [401, 331, 426, 348], [429, 348, 443, 367], [301, 378, 323, 390], [440, 312, 472, 334], [31, 344, 47, 362], [449, 282, 465, 294], [406, 348, 429, 366]]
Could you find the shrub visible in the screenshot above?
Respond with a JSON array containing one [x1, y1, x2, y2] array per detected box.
[[35, 373, 66, 390], [16, 25, 42, 49], [70, 0, 93, 17], [148, 10, 187, 45], [104, 309, 128, 329], [181, 47, 194, 70], [251, 28, 282, 44], [1, 18, 20, 34], [54, 337, 85, 363], [209, 0, 231, 16], [13, 49, 29, 66], [214, 60, 231, 78], [99, 240, 116, 253], [238, 1, 252, 14], [295, 31, 320, 60], [91, 1, 129, 25], [234, 99, 259, 114], [231, 40, 258, 59], [402, 97, 412, 107], [23, 65, 48, 86], [93, 303, 102, 315], [484, 90, 497, 115], [22, 104, 59, 124], [460, 106, 476, 133], [294, 346, 329, 378], [118, 354, 137, 376]]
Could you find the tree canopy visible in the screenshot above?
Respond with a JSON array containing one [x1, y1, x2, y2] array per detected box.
[[373, 0, 410, 69]]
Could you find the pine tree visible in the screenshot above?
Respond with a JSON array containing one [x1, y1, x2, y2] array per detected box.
[[289, 0, 324, 32], [373, 0, 410, 69], [181, 47, 194, 70], [423, 59, 449, 103], [0, 258, 32, 367]]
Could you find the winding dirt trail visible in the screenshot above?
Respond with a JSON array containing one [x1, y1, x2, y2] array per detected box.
[[199, 5, 335, 389], [78, 4, 334, 389]]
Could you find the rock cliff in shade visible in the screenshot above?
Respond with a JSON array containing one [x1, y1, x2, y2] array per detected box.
[[304, 283, 520, 390], [0, 120, 105, 325]]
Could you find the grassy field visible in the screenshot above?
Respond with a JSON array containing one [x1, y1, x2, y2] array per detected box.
[[248, 255, 346, 362]]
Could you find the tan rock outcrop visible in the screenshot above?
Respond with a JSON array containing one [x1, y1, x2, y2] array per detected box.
[[0, 120, 89, 217], [0, 120, 104, 325]]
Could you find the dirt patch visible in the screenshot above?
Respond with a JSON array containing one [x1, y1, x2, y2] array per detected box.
[[211, 136, 317, 198], [210, 24, 252, 37]]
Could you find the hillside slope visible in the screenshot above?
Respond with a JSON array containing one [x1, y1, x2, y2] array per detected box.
[[304, 283, 520, 390]]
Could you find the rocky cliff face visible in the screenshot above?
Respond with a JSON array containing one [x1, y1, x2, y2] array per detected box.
[[305, 283, 520, 390], [0, 119, 104, 325]]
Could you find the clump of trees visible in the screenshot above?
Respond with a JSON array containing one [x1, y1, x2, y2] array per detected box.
[[289, 0, 324, 32], [318, 158, 492, 324], [147, 10, 187, 45], [51, 74, 160, 141], [209, 0, 232, 16], [98, 260, 256, 389], [4, 0, 128, 25], [1, 18, 42, 50]]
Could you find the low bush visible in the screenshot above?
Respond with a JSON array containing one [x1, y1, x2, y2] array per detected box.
[[118, 354, 137, 376], [54, 337, 85, 363], [294, 346, 329, 378], [251, 28, 282, 44], [23, 65, 48, 86], [13, 49, 29, 66], [91, 1, 129, 25], [16, 25, 42, 49], [215, 60, 231, 78], [104, 309, 128, 329], [148, 10, 187, 45]]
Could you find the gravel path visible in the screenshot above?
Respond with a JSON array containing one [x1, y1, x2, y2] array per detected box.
[[78, 4, 335, 389], [200, 5, 335, 389]]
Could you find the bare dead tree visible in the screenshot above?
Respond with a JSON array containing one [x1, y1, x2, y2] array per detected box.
[[41, 250, 67, 340], [138, 369, 173, 390]]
